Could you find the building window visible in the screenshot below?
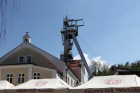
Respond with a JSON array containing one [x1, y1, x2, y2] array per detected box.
[[6, 74, 13, 83], [27, 56, 32, 63], [18, 74, 24, 83], [67, 77, 69, 85], [33, 72, 40, 79], [19, 57, 24, 63], [71, 79, 73, 87], [18, 56, 32, 63], [74, 82, 76, 87]]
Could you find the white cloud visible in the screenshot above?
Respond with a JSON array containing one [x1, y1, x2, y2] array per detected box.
[[74, 53, 91, 66], [73, 53, 108, 82], [92, 56, 107, 66]]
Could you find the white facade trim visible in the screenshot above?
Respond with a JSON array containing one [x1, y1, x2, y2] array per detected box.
[[32, 65, 57, 72], [52, 70, 57, 78], [0, 64, 57, 73], [0, 64, 33, 69], [28, 66, 32, 80], [56, 73, 59, 78]]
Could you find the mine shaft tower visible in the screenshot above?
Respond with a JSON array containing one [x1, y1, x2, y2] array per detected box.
[[60, 16, 92, 79]]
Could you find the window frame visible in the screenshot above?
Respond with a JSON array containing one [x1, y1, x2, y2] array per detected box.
[[71, 79, 73, 87], [17, 73, 24, 83], [33, 72, 40, 79], [67, 77, 69, 85], [6, 73, 13, 83], [74, 81, 76, 87], [26, 55, 32, 63], [18, 55, 32, 63], [18, 56, 25, 63]]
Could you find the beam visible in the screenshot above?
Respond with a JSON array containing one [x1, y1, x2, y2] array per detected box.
[[71, 33, 92, 79]]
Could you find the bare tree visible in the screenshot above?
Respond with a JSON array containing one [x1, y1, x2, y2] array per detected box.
[[90, 60, 110, 76], [0, 0, 20, 41], [90, 60, 102, 76], [0, 0, 7, 40]]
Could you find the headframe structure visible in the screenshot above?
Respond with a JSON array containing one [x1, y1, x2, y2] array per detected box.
[[60, 16, 92, 79]]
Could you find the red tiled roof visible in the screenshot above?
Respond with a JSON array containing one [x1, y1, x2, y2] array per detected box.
[[67, 60, 81, 67], [67, 60, 81, 80]]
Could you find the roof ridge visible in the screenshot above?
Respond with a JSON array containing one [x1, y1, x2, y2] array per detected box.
[[0, 44, 21, 59]]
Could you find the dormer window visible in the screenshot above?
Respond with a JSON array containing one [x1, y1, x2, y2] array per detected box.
[[27, 56, 32, 63], [18, 56, 32, 63], [19, 57, 24, 63]]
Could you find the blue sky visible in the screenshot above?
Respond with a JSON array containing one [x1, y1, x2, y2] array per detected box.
[[1, 0, 140, 67]]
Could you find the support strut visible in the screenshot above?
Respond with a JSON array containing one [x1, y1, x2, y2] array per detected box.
[[71, 33, 92, 79]]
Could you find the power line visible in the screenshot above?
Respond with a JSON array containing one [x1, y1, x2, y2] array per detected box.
[[78, 36, 111, 67], [78, 35, 99, 59]]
